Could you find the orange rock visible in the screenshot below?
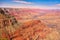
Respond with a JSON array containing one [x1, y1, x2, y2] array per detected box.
[[12, 20, 51, 40]]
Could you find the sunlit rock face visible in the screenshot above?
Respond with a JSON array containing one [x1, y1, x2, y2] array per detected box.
[[0, 8, 60, 40]]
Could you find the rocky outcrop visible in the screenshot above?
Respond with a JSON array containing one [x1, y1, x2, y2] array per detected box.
[[0, 8, 18, 40]]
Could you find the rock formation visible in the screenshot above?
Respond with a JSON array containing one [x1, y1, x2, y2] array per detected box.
[[0, 8, 60, 40]]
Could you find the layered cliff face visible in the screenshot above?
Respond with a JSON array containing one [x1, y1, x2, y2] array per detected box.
[[0, 8, 60, 40]]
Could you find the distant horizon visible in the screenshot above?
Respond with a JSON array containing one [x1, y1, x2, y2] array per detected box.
[[0, 6, 60, 9], [0, 0, 60, 9]]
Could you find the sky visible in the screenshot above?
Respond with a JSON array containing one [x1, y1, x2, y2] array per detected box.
[[0, 0, 60, 9]]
